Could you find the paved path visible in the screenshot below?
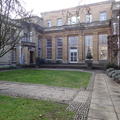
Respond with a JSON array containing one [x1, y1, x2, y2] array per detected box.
[[88, 73, 120, 120]]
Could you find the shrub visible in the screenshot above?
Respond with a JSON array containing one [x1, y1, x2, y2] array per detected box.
[[108, 70, 116, 78], [106, 68, 114, 75], [106, 63, 118, 69], [56, 60, 63, 64], [36, 57, 46, 66], [114, 70, 120, 82], [9, 65, 17, 69]]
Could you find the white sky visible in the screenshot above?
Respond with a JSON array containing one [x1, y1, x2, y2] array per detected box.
[[23, 0, 120, 16]]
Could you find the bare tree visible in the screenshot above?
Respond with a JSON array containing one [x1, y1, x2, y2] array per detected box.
[[62, 1, 91, 25], [0, 0, 31, 57]]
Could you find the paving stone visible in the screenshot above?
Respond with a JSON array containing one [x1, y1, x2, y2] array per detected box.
[[87, 118, 101, 120], [91, 98, 113, 106], [88, 109, 118, 120], [90, 103, 114, 112]]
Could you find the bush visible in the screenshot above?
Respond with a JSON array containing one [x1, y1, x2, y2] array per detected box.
[[106, 68, 120, 83], [56, 60, 63, 64], [106, 68, 114, 75], [114, 70, 120, 82], [108, 70, 116, 78], [106, 63, 118, 69], [36, 57, 46, 66], [9, 65, 17, 69]]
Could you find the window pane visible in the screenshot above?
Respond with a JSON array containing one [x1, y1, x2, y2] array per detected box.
[[68, 16, 77, 24], [85, 35, 93, 57], [99, 34, 108, 60], [86, 14, 92, 23], [47, 48, 52, 59], [57, 18, 63, 26], [47, 39, 52, 47], [57, 38, 63, 46], [47, 20, 51, 27], [46, 39, 52, 59], [56, 37, 63, 59], [100, 12, 107, 21], [69, 36, 78, 48]]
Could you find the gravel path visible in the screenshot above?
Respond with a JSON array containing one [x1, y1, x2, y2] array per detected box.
[[0, 81, 80, 103]]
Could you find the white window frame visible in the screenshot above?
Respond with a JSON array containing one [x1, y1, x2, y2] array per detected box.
[[100, 11, 107, 21], [47, 20, 52, 27], [86, 14, 92, 23], [57, 18, 63, 26]]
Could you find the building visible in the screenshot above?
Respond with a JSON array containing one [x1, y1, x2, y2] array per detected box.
[[0, 0, 119, 66]]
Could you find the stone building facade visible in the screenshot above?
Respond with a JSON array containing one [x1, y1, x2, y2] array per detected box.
[[0, 0, 119, 65]]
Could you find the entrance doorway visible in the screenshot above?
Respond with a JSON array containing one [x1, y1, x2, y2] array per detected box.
[[69, 49, 78, 63]]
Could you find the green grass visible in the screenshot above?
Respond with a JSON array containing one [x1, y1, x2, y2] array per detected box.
[[0, 95, 74, 120], [0, 69, 91, 88]]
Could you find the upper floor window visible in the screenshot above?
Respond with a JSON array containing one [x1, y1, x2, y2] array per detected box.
[[47, 20, 52, 27], [100, 12, 107, 21], [21, 32, 32, 42], [68, 16, 78, 25], [113, 22, 119, 35], [86, 14, 92, 23], [57, 18, 63, 26]]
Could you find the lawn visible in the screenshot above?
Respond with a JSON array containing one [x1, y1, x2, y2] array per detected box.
[[0, 95, 74, 120], [0, 69, 91, 88]]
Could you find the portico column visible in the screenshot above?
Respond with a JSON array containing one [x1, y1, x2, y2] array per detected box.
[[63, 35, 68, 63], [42, 38, 46, 59], [52, 37, 56, 61], [79, 35, 84, 61], [93, 32, 99, 61]]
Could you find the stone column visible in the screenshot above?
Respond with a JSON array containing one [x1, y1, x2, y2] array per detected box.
[[42, 38, 46, 59], [52, 37, 56, 61], [63, 35, 68, 63], [78, 35, 84, 61], [93, 32, 99, 61]]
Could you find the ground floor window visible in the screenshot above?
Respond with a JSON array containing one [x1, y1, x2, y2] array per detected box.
[[85, 35, 93, 58], [46, 39, 52, 59], [99, 34, 108, 60], [56, 37, 63, 60], [11, 48, 16, 63]]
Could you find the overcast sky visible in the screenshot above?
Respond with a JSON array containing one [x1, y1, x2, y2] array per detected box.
[[23, 0, 120, 16]]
